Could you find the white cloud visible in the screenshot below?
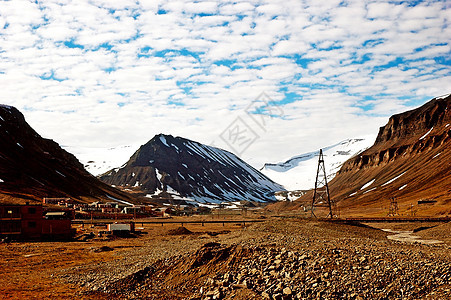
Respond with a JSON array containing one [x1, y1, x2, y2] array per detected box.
[[0, 0, 449, 171]]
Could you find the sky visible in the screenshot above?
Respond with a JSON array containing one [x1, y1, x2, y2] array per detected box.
[[0, 0, 450, 168]]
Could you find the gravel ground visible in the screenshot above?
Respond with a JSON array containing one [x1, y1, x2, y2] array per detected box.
[[54, 219, 451, 300]]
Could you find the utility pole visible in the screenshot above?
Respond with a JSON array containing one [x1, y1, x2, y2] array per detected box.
[[311, 149, 333, 218]]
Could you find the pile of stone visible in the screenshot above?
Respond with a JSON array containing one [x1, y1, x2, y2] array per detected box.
[[197, 244, 450, 300]]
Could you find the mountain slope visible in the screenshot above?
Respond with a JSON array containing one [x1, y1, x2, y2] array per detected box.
[[261, 136, 375, 190], [290, 94, 451, 217], [100, 134, 285, 204], [0, 105, 135, 204]]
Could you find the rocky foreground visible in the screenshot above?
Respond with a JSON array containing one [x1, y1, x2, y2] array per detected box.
[[56, 219, 451, 300]]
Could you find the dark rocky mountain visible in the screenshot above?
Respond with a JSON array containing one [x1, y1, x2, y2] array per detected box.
[[100, 134, 285, 204], [273, 94, 451, 217], [0, 105, 135, 204]]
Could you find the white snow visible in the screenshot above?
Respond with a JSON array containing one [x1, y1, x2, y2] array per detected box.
[[436, 93, 451, 100], [133, 181, 140, 187], [178, 172, 185, 180], [419, 127, 433, 140], [55, 170, 66, 177], [361, 179, 375, 190], [432, 153, 441, 159], [381, 172, 406, 186], [399, 184, 408, 190], [0, 179, 4, 183], [106, 195, 133, 206], [261, 135, 375, 190], [160, 135, 169, 147], [182, 163, 188, 168], [349, 192, 357, 197], [363, 187, 377, 194], [17, 143, 23, 148], [446, 124, 450, 128], [275, 194, 286, 201]]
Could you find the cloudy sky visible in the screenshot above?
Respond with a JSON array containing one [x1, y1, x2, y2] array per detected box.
[[1, 0, 450, 167]]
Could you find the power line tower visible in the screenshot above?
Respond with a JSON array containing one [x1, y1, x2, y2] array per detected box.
[[387, 197, 399, 216], [311, 149, 333, 218]]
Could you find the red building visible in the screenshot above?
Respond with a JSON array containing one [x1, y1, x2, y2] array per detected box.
[[0, 203, 74, 240]]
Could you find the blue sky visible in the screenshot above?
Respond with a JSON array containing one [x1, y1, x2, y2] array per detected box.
[[0, 0, 450, 166]]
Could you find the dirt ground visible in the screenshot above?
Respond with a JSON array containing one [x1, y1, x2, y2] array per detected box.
[[0, 217, 450, 299], [0, 218, 249, 299]]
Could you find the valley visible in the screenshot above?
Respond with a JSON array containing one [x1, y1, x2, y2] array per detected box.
[[1, 1, 449, 299]]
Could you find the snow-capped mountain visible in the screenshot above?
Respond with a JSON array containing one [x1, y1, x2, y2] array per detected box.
[[328, 95, 451, 215], [261, 136, 376, 191], [271, 94, 451, 217], [65, 144, 140, 176], [100, 134, 285, 204]]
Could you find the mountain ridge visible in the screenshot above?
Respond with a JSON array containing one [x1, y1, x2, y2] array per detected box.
[[281, 94, 451, 217], [100, 134, 285, 204]]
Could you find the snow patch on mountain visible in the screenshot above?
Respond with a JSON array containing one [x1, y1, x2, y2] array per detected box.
[[160, 135, 169, 147], [261, 136, 375, 190], [419, 127, 433, 140], [361, 179, 375, 190], [381, 172, 406, 186]]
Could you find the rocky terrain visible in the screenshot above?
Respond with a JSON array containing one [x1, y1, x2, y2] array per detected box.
[[100, 134, 284, 204], [279, 95, 451, 217], [0, 105, 135, 204], [97, 220, 450, 300], [2, 218, 445, 299]]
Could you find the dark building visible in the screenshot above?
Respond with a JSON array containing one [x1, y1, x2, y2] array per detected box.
[[0, 203, 73, 240]]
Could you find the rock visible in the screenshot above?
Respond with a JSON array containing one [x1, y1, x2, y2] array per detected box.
[[283, 287, 292, 295]]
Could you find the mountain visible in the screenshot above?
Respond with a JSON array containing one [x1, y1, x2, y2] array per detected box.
[[99, 134, 285, 204], [0, 104, 135, 205], [260, 136, 375, 191], [288, 94, 451, 217]]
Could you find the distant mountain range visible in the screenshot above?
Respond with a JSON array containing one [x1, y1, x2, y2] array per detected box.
[[99, 134, 284, 204], [0, 105, 134, 205], [260, 137, 375, 191], [3, 93, 450, 216]]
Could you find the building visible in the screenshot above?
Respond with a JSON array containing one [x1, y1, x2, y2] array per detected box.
[[107, 222, 135, 235], [0, 203, 74, 240], [43, 198, 73, 205]]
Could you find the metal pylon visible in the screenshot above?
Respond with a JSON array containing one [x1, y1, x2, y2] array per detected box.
[[388, 197, 399, 216], [311, 149, 333, 218]]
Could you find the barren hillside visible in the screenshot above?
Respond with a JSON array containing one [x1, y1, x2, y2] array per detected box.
[[0, 105, 136, 205], [279, 95, 451, 217]]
